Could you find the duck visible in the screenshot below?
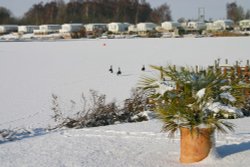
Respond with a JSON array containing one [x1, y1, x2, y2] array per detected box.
[[109, 65, 113, 73], [117, 67, 122, 75], [141, 65, 145, 71]]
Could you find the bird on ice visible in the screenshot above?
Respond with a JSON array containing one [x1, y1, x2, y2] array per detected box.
[[109, 65, 113, 73], [117, 67, 122, 75], [141, 65, 145, 71]]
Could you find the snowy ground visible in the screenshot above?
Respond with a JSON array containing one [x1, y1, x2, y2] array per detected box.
[[1, 118, 250, 167], [0, 37, 250, 166]]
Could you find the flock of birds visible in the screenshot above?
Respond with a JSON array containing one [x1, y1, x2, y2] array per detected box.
[[109, 65, 146, 75]]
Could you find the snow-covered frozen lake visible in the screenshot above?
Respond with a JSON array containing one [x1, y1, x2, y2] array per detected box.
[[0, 37, 250, 128], [1, 37, 250, 167]]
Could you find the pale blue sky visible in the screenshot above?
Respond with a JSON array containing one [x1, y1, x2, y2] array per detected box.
[[0, 0, 250, 20]]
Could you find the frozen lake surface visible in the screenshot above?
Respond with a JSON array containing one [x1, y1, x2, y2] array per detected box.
[[1, 37, 250, 167], [0, 37, 250, 128]]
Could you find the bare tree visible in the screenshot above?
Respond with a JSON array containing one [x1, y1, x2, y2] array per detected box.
[[226, 2, 245, 23]]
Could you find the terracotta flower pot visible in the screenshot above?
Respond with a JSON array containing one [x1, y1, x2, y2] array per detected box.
[[180, 127, 214, 163]]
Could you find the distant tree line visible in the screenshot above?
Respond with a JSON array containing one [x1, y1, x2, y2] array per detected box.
[[0, 6, 17, 24], [1, 1, 250, 26], [0, 0, 171, 25]]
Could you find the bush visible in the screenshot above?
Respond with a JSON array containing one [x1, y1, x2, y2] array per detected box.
[[51, 89, 151, 129]]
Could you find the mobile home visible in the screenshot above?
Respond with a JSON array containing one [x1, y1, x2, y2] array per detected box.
[[187, 21, 206, 30], [0, 25, 18, 34], [213, 19, 234, 31], [137, 22, 157, 32], [84, 23, 108, 37], [108, 22, 130, 33], [18, 25, 39, 34], [239, 20, 250, 31], [85, 23, 108, 32], [33, 24, 61, 34], [59, 23, 84, 33], [161, 21, 181, 31]]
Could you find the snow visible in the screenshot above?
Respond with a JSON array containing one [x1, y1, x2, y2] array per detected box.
[[1, 118, 250, 167], [207, 102, 244, 118], [220, 92, 236, 102], [131, 110, 156, 121], [196, 88, 206, 99], [153, 80, 176, 95], [1, 37, 250, 166]]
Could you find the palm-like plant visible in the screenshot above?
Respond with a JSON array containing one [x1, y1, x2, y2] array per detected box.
[[139, 65, 241, 137], [140, 64, 245, 163]]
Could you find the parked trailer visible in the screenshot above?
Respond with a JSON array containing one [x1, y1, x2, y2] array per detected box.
[[213, 19, 234, 31], [18, 25, 39, 34], [239, 20, 250, 31], [161, 21, 181, 31], [34, 24, 61, 35], [108, 22, 130, 33], [59, 23, 84, 33], [59, 23, 85, 38], [85, 23, 108, 32], [85, 23, 108, 37], [187, 21, 206, 30], [0, 25, 18, 34], [137, 22, 157, 32]]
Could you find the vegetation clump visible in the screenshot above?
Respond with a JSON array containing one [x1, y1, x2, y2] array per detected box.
[[51, 89, 151, 129], [139, 65, 245, 137]]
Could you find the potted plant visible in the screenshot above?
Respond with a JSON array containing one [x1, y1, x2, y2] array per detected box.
[[139, 65, 243, 163]]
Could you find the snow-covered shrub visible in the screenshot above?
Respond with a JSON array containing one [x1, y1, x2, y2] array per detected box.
[[51, 89, 150, 129], [139, 65, 244, 136]]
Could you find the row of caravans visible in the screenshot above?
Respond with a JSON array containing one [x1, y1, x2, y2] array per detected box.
[[163, 19, 250, 32], [161, 19, 250, 34], [84, 22, 157, 34], [184, 19, 250, 32], [1, 19, 250, 36], [206, 20, 234, 31], [0, 22, 158, 35], [0, 24, 79, 35], [182, 20, 234, 31]]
